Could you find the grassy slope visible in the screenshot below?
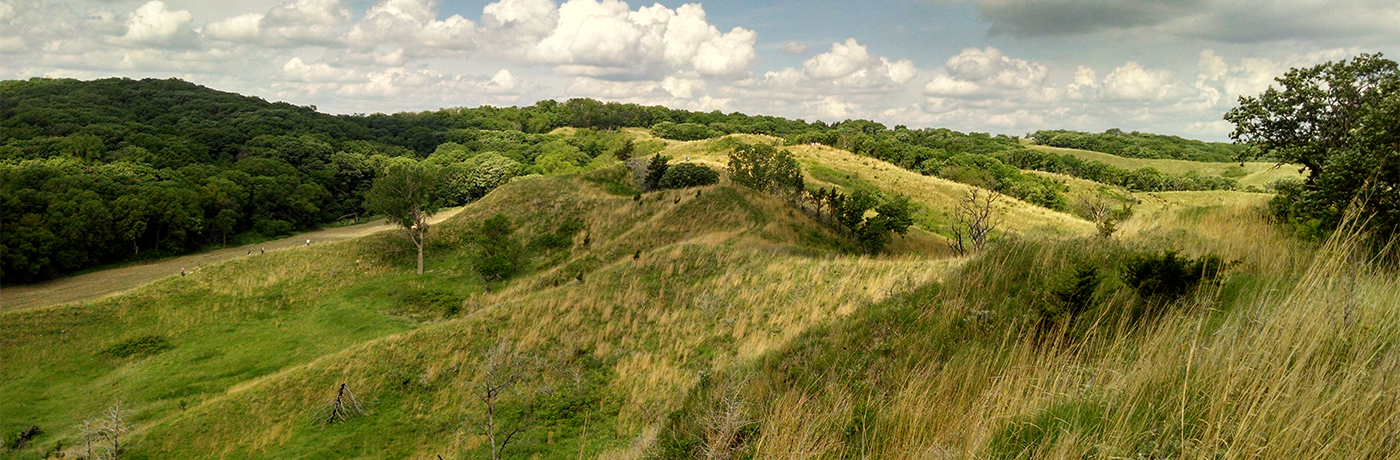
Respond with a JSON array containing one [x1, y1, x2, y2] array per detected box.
[[660, 185, 1399, 458], [8, 134, 1391, 459], [1024, 143, 1305, 188], [1, 160, 959, 459], [640, 131, 1096, 239]]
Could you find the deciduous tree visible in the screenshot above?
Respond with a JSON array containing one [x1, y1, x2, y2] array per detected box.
[[365, 161, 441, 274]]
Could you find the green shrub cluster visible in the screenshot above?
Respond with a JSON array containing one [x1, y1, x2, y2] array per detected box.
[[658, 163, 719, 189], [98, 335, 173, 359], [472, 214, 522, 281], [650, 121, 722, 141]]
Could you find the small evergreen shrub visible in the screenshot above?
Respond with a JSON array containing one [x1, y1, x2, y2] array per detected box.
[[1121, 250, 1227, 302], [473, 214, 521, 281], [658, 163, 719, 189]]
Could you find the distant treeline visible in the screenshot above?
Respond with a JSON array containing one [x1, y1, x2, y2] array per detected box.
[[1027, 128, 1245, 162], [1, 77, 1239, 283]]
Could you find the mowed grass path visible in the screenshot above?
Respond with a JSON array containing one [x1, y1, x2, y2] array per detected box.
[[0, 207, 465, 312]]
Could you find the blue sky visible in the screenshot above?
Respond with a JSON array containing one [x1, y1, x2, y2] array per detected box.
[[2, 0, 1397, 140]]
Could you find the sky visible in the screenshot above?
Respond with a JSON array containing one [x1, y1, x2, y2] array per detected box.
[[2, 0, 1397, 140]]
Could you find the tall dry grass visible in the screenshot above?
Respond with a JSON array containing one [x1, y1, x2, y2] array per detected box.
[[726, 193, 1399, 459]]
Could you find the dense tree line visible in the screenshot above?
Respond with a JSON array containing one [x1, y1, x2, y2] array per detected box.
[[996, 148, 1239, 192], [1028, 128, 1245, 162]]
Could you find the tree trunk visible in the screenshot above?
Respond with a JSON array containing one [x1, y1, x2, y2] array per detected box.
[[417, 239, 424, 275]]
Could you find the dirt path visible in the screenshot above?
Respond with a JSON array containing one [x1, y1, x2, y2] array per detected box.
[[0, 207, 465, 312]]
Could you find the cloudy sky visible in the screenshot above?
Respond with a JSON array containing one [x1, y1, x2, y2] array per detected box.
[[2, 0, 1397, 139]]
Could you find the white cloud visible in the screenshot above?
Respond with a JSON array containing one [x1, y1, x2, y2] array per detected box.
[[205, 0, 350, 47], [346, 0, 476, 52], [923, 47, 1047, 99], [203, 13, 263, 42], [281, 57, 356, 82], [794, 38, 917, 87], [1102, 61, 1172, 101], [118, 1, 195, 48], [804, 38, 869, 79], [522, 0, 756, 77]]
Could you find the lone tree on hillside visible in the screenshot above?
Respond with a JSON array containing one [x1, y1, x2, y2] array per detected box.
[[365, 161, 442, 274], [473, 340, 540, 460], [1225, 53, 1400, 244], [949, 188, 1002, 256]]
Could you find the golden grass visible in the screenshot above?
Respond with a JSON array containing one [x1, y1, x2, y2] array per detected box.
[[117, 174, 963, 459], [739, 190, 1400, 459], [1024, 143, 1305, 188], [659, 134, 1096, 239]]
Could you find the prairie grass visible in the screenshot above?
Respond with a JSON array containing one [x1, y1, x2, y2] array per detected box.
[[662, 190, 1399, 459], [659, 134, 1097, 239], [1024, 143, 1305, 189]]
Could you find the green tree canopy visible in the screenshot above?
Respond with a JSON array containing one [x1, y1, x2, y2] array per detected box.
[[364, 161, 442, 274], [1225, 53, 1400, 242]]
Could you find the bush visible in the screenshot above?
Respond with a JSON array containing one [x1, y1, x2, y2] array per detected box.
[[657, 163, 719, 189], [99, 335, 173, 359], [643, 154, 671, 191], [473, 214, 521, 281], [651, 122, 721, 141], [1120, 250, 1227, 302]]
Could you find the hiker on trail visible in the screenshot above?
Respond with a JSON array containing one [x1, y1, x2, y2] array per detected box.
[[180, 267, 185, 277], [306, 239, 311, 246], [260, 247, 265, 254], [247, 249, 251, 256]]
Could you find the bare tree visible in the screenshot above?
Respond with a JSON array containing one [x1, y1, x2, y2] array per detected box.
[[949, 188, 1002, 256], [1080, 196, 1133, 238], [474, 340, 538, 460], [98, 401, 127, 460], [700, 377, 753, 460], [322, 383, 365, 425], [76, 418, 99, 459]]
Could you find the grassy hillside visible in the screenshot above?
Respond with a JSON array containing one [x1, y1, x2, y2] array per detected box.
[[644, 131, 1096, 239], [5, 130, 1395, 459], [1, 160, 956, 459], [658, 191, 1398, 458], [1024, 143, 1304, 189]]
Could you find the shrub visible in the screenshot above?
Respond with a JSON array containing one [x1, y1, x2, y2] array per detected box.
[[1121, 250, 1227, 302], [651, 121, 721, 141], [99, 335, 173, 359], [657, 163, 719, 189], [644, 154, 671, 191], [473, 214, 521, 281]]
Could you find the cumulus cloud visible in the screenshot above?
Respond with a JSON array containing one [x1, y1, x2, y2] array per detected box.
[[520, 0, 756, 77], [204, 0, 350, 47], [798, 38, 916, 85], [346, 0, 476, 51], [117, 1, 196, 48], [924, 47, 1046, 98], [1102, 61, 1171, 101]]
